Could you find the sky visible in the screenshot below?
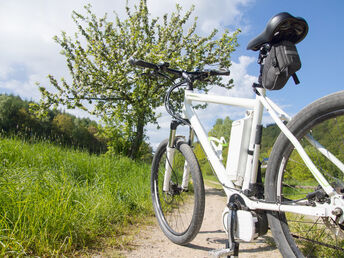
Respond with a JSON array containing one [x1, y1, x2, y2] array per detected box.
[[1, 0, 343, 150]]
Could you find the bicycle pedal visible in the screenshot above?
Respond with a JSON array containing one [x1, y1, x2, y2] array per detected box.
[[209, 248, 234, 257]]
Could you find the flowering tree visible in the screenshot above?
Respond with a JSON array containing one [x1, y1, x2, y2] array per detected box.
[[37, 0, 239, 159]]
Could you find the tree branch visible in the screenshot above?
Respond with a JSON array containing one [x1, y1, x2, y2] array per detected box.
[[67, 96, 125, 101]]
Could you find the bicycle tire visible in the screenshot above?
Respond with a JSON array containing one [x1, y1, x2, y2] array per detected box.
[[265, 90, 344, 257], [151, 138, 205, 245]]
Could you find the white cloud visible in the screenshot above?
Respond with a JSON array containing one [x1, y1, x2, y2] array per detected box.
[[142, 0, 254, 33], [0, 64, 14, 81], [1, 74, 43, 100], [208, 55, 256, 98]]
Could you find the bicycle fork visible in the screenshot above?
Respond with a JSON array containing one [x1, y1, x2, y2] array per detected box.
[[163, 120, 193, 193]]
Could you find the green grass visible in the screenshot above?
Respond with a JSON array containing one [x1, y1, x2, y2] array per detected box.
[[0, 136, 153, 256]]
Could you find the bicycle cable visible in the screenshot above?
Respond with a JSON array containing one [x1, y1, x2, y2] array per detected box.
[[141, 67, 190, 127], [164, 80, 191, 126]]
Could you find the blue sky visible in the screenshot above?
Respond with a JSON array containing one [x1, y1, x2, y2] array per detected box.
[[0, 0, 343, 149]]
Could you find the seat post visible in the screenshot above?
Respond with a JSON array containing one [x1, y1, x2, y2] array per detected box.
[[253, 44, 271, 88]]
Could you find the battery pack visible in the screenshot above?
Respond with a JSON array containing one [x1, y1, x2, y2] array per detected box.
[[226, 112, 253, 186]]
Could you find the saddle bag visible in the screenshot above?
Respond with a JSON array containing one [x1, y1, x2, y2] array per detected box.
[[262, 41, 301, 90]]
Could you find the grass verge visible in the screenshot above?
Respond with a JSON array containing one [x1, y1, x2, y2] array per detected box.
[[0, 136, 153, 256]]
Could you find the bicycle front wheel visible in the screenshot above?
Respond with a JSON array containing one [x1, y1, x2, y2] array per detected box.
[[266, 90, 344, 257], [151, 138, 205, 245]]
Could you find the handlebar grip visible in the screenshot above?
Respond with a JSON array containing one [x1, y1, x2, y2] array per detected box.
[[129, 58, 157, 69], [207, 68, 230, 76]]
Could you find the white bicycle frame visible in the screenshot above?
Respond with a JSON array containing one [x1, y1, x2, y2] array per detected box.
[[165, 86, 344, 222]]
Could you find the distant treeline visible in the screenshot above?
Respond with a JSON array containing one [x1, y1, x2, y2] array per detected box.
[[0, 94, 107, 154]]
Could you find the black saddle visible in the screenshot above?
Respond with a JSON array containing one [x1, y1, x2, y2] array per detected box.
[[247, 12, 308, 51]]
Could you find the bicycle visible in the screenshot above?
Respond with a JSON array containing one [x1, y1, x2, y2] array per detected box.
[[130, 12, 344, 258]]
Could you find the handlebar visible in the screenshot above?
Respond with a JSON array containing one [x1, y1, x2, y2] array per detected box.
[[129, 58, 165, 69], [129, 58, 230, 126], [129, 58, 230, 79]]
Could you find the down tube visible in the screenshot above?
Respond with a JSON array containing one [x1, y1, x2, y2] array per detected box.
[[183, 101, 235, 195]]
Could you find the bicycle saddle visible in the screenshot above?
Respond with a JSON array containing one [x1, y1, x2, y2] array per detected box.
[[247, 12, 308, 51]]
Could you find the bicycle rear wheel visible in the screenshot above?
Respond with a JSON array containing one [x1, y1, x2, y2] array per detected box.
[[151, 138, 205, 245], [266, 90, 344, 257]]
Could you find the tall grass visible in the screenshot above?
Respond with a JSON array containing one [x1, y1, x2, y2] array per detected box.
[[0, 136, 152, 256]]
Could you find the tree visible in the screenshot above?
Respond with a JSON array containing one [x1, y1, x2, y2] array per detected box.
[[193, 116, 232, 176], [52, 114, 74, 135], [0, 95, 25, 132], [208, 116, 232, 142], [36, 0, 240, 159]]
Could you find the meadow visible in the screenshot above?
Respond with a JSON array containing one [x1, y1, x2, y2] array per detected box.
[[0, 136, 153, 256]]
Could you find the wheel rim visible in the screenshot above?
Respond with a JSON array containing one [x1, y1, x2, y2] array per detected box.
[[154, 147, 196, 235], [277, 111, 344, 257]]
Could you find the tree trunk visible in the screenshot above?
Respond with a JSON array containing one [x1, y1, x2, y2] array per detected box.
[[130, 116, 145, 159]]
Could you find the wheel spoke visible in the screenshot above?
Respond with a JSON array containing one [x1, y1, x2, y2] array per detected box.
[[291, 233, 344, 252]]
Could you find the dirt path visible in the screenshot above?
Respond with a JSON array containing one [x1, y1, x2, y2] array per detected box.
[[119, 186, 282, 258]]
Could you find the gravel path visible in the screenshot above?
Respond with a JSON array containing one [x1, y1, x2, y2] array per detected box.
[[120, 186, 282, 258]]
